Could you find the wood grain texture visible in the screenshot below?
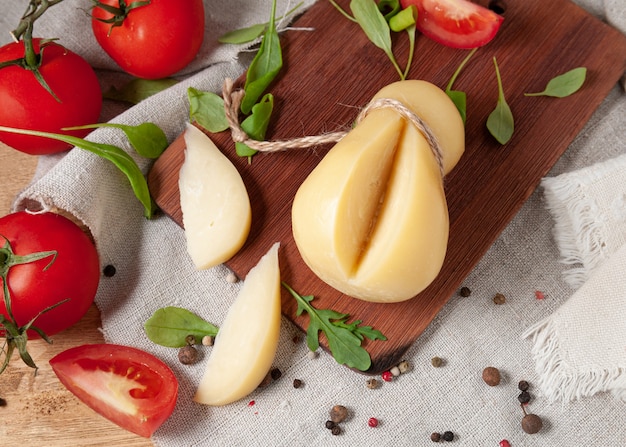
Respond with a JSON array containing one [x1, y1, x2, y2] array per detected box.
[[148, 0, 626, 374]]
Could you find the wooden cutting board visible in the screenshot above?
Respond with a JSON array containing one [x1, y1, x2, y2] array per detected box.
[[148, 0, 626, 374]]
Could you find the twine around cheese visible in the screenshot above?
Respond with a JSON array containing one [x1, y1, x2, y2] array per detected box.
[[222, 78, 445, 177]]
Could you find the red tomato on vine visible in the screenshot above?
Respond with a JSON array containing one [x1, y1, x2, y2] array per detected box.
[[0, 39, 103, 155], [91, 0, 205, 79]]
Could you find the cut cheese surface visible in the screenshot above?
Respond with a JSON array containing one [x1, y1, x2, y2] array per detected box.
[[292, 80, 464, 303], [179, 124, 251, 269], [194, 242, 281, 406]]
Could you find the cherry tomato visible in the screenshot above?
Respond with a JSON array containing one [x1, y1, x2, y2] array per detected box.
[[0, 39, 103, 155], [91, 0, 205, 79], [400, 0, 504, 49], [0, 212, 100, 337], [50, 344, 178, 438]]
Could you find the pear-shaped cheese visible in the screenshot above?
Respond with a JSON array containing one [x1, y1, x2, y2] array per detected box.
[[179, 124, 251, 269], [194, 242, 281, 406], [292, 80, 464, 303]]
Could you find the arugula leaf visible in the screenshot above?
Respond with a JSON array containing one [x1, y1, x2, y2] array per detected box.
[[524, 67, 587, 98], [103, 78, 178, 104], [486, 57, 514, 145], [144, 306, 219, 348], [188, 87, 230, 133], [235, 93, 274, 159], [65, 122, 168, 159], [445, 48, 477, 124], [388, 5, 417, 80], [282, 282, 386, 371], [0, 125, 156, 218], [350, 0, 403, 80], [241, 0, 283, 115]]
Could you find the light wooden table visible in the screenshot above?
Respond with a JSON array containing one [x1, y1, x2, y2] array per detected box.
[[0, 143, 152, 446]]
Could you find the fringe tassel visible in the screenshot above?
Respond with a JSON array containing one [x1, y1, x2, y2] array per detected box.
[[522, 318, 626, 403], [541, 175, 610, 288]]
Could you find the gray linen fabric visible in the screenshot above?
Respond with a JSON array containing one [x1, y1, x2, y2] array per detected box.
[[3, 0, 625, 445]]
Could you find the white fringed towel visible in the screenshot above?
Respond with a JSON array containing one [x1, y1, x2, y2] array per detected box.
[[524, 154, 626, 402]]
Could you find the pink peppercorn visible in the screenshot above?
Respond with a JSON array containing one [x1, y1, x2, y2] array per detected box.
[[499, 440, 511, 447], [381, 371, 393, 382], [368, 417, 379, 427], [535, 290, 545, 300]]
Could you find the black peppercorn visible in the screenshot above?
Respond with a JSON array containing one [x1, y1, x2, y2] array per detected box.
[[459, 286, 471, 297], [518, 390, 531, 404], [103, 264, 116, 277], [325, 420, 336, 430], [518, 380, 530, 391], [493, 293, 506, 304], [178, 345, 198, 365], [293, 378, 303, 388], [0, 397, 6, 407], [270, 367, 282, 381], [442, 431, 454, 441], [331, 425, 342, 436]]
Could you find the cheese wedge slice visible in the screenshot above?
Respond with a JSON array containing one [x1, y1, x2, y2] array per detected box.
[[194, 242, 281, 406], [179, 124, 251, 269]]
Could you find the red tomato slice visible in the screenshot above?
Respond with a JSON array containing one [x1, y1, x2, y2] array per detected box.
[[50, 344, 178, 438], [400, 0, 504, 49]]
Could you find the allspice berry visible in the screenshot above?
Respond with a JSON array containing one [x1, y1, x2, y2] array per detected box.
[[178, 345, 199, 365], [329, 405, 349, 423], [521, 413, 543, 434], [482, 366, 501, 386]]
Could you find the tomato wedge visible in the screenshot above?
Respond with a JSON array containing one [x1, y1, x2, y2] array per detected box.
[[400, 0, 504, 49], [50, 344, 178, 438]]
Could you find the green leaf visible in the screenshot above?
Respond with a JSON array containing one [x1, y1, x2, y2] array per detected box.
[[188, 87, 230, 133], [0, 125, 156, 218], [144, 307, 219, 348], [524, 67, 587, 98], [486, 57, 514, 145], [235, 93, 274, 158], [378, 0, 401, 21], [350, 0, 403, 80], [66, 122, 168, 159], [103, 78, 179, 104], [241, 0, 283, 115], [445, 48, 477, 125], [219, 23, 268, 44], [283, 282, 386, 371]]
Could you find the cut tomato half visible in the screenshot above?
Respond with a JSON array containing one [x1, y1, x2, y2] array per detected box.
[[400, 0, 504, 49], [50, 344, 178, 438]]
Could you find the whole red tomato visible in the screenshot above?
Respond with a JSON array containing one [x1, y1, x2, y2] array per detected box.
[[91, 0, 205, 79], [50, 344, 178, 438], [0, 39, 103, 155], [0, 211, 100, 338], [400, 0, 504, 49]]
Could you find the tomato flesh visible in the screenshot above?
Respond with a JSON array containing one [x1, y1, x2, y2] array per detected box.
[[91, 0, 205, 79], [0, 212, 100, 338], [0, 39, 102, 155], [400, 0, 504, 49], [50, 344, 178, 438]]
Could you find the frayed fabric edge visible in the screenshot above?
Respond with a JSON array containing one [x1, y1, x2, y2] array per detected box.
[[522, 317, 626, 403], [541, 176, 608, 289]]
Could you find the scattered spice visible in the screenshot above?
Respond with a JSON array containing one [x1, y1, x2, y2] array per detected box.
[[459, 286, 472, 297], [178, 345, 199, 365], [518, 380, 530, 391], [368, 417, 379, 427], [518, 390, 531, 404], [248, 400, 255, 407], [201, 335, 214, 346], [331, 425, 342, 436], [103, 264, 116, 277], [398, 360, 411, 373], [307, 350, 318, 360], [293, 378, 303, 389], [521, 412, 543, 434], [270, 367, 282, 381], [431, 356, 444, 368], [325, 420, 336, 429], [430, 432, 442, 442], [442, 431, 455, 442], [366, 378, 380, 389], [499, 440, 511, 447], [482, 366, 501, 386], [225, 271, 239, 283], [0, 397, 6, 407], [390, 365, 401, 377], [381, 370, 393, 382], [534, 290, 545, 300], [329, 405, 349, 423], [493, 293, 506, 304]]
